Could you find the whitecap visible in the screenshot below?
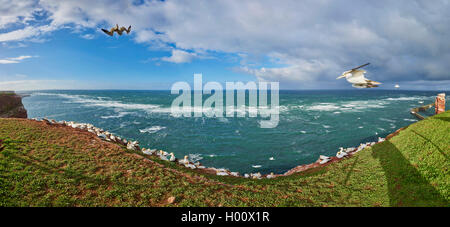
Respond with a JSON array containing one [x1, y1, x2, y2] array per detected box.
[[384, 96, 426, 101], [217, 118, 229, 123], [252, 165, 262, 168], [33, 92, 162, 112], [139, 126, 166, 134], [100, 111, 131, 119], [379, 118, 396, 123], [306, 100, 385, 112], [170, 105, 283, 116], [306, 103, 340, 111], [289, 105, 304, 110]]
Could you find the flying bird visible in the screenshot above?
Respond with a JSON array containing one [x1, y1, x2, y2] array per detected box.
[[101, 24, 132, 36], [336, 63, 381, 88]]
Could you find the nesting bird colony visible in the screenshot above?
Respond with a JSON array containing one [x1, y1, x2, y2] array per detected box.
[[32, 118, 386, 179]]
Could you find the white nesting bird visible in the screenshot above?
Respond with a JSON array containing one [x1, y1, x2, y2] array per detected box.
[[337, 63, 381, 88]]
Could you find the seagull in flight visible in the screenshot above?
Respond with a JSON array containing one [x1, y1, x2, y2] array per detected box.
[[101, 24, 131, 36], [337, 63, 381, 88]]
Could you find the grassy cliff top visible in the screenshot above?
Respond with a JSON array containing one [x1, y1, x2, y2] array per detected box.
[[0, 111, 449, 207], [0, 91, 15, 95]]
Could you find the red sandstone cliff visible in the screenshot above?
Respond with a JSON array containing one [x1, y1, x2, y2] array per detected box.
[[0, 92, 28, 118]]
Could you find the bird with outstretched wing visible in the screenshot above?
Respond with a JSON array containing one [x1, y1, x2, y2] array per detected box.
[[101, 24, 131, 36], [337, 63, 382, 88]]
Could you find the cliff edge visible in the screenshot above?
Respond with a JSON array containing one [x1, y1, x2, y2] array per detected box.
[[0, 91, 27, 118], [0, 111, 448, 206]]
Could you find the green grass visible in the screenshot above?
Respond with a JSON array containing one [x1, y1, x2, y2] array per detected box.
[[0, 111, 449, 207], [0, 92, 15, 95]]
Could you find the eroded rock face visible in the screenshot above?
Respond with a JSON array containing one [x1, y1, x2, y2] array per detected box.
[[0, 92, 28, 118]]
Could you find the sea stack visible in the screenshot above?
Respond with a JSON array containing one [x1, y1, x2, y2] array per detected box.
[[435, 93, 446, 114]]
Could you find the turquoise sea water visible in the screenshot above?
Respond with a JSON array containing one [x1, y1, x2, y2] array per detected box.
[[22, 90, 445, 174]]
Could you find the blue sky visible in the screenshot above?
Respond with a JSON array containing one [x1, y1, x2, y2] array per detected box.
[[0, 28, 257, 90], [1, 0, 450, 90]]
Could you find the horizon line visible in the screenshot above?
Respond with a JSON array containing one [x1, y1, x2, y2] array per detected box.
[[11, 88, 450, 92]]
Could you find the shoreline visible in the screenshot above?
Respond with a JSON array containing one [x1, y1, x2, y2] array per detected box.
[[29, 117, 392, 179]]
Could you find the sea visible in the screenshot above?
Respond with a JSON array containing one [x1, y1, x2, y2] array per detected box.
[[21, 90, 445, 174]]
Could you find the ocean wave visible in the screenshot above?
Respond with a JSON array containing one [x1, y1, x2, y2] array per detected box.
[[307, 103, 340, 111], [384, 96, 428, 101], [288, 105, 304, 110], [306, 100, 385, 112], [304, 95, 434, 113], [101, 111, 132, 119], [33, 92, 161, 111], [139, 126, 166, 134], [217, 117, 230, 123], [379, 117, 396, 123], [33, 92, 288, 117]]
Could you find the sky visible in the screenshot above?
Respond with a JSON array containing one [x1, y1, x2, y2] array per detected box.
[[1, 0, 450, 91]]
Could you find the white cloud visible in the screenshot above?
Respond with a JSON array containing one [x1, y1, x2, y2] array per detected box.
[[80, 34, 94, 40], [0, 59, 19, 64], [161, 49, 196, 63], [0, 0, 40, 29], [1, 0, 450, 87], [238, 59, 341, 88], [8, 55, 33, 61], [0, 55, 34, 64], [0, 25, 57, 42], [0, 26, 38, 42]]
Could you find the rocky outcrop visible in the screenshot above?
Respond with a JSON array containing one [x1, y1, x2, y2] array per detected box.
[[435, 93, 445, 114], [0, 92, 28, 118]]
